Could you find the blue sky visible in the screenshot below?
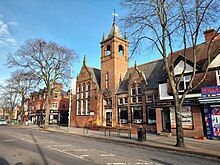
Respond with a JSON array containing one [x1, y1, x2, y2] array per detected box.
[[0, 0, 158, 82]]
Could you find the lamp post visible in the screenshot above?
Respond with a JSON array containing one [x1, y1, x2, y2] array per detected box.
[[67, 68, 73, 132]]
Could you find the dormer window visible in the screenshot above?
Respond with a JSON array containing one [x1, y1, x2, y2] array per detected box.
[[216, 70, 220, 85], [106, 45, 111, 56], [118, 45, 124, 56], [179, 75, 191, 91]]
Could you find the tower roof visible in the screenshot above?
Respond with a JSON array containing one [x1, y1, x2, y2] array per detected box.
[[108, 22, 122, 38]]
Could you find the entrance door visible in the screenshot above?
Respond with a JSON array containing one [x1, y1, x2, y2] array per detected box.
[[106, 111, 112, 126], [162, 108, 171, 132]]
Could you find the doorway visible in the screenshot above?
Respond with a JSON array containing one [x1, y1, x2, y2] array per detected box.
[[106, 110, 112, 126], [162, 108, 171, 132]]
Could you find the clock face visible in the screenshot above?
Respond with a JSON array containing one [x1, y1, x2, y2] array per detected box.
[[103, 88, 111, 97]]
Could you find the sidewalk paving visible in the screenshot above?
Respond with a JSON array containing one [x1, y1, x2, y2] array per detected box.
[[27, 125, 220, 159]]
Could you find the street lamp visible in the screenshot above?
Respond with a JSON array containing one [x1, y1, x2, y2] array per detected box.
[[67, 68, 73, 132]]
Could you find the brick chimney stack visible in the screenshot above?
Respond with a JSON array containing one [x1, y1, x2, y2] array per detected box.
[[204, 28, 217, 43]]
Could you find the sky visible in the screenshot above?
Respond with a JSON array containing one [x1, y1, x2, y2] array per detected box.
[[0, 0, 159, 83]]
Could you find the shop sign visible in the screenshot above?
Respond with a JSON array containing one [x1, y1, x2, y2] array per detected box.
[[154, 101, 171, 107], [170, 106, 193, 129], [201, 86, 220, 97]]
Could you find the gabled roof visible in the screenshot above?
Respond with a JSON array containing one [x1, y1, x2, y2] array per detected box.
[[117, 59, 166, 94], [87, 67, 101, 89]]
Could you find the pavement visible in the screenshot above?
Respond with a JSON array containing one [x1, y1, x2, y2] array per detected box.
[[22, 124, 220, 160]]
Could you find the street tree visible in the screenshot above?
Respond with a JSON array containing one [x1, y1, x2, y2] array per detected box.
[[0, 88, 19, 121], [7, 39, 77, 128], [121, 0, 220, 147], [3, 70, 37, 122]]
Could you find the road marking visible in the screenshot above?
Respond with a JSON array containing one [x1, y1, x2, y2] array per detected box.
[[49, 147, 88, 161], [107, 163, 130, 165], [3, 139, 15, 142], [101, 154, 115, 157], [80, 154, 89, 157]]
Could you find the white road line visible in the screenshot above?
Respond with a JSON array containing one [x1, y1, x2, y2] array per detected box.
[[49, 147, 88, 161], [101, 154, 116, 157], [3, 139, 15, 142], [80, 154, 90, 157], [107, 163, 130, 165]]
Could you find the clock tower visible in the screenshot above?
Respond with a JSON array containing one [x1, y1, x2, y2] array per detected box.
[[100, 15, 129, 126]]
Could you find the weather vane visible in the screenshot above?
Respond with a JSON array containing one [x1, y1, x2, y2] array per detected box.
[[112, 9, 118, 24]]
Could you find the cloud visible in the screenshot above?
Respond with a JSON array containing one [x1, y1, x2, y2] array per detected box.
[[0, 14, 17, 47]]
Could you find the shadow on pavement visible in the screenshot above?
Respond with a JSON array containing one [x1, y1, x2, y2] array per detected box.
[[0, 157, 9, 165], [29, 130, 49, 165]]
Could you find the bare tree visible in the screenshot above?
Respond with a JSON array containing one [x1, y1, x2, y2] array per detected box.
[[2, 70, 37, 123], [7, 39, 77, 128], [121, 0, 220, 147], [0, 88, 19, 122]]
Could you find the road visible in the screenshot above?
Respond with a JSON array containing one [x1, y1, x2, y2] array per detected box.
[[0, 126, 219, 165]]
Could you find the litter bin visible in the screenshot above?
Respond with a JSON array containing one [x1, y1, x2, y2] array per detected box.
[[137, 127, 146, 142]]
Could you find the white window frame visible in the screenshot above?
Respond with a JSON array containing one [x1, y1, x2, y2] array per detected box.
[[52, 102, 58, 109], [216, 70, 220, 85]]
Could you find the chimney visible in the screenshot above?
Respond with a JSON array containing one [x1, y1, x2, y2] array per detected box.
[[204, 28, 217, 43]]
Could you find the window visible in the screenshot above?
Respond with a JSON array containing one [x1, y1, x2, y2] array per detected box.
[[137, 96, 142, 103], [124, 97, 128, 104], [106, 45, 111, 56], [137, 87, 142, 95], [118, 98, 123, 105], [147, 106, 156, 125], [131, 96, 136, 103], [131, 88, 136, 95], [179, 75, 191, 91], [54, 92, 58, 98], [52, 102, 58, 109], [118, 108, 128, 124], [105, 72, 109, 88], [153, 94, 159, 101], [146, 95, 153, 102], [118, 45, 124, 56], [216, 70, 220, 85], [132, 107, 142, 124]]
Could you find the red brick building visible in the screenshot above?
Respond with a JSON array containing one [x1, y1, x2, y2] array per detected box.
[[28, 83, 70, 125], [72, 18, 220, 139]]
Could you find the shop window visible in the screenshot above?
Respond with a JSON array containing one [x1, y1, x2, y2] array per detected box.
[[216, 70, 220, 85], [147, 106, 156, 125], [132, 107, 143, 124], [153, 94, 159, 101], [118, 108, 128, 124]]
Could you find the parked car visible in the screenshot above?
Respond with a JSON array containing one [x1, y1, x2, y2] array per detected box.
[[0, 118, 7, 125]]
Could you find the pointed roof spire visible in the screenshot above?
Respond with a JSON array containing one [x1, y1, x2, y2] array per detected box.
[[83, 54, 87, 66], [108, 10, 121, 38], [113, 9, 116, 25], [102, 33, 105, 41], [134, 60, 137, 68]]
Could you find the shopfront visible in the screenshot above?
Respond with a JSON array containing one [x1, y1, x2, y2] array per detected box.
[[199, 86, 220, 140]]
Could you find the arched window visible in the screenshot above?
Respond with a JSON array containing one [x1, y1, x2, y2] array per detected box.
[[106, 45, 111, 56], [105, 72, 109, 88], [118, 45, 124, 56]]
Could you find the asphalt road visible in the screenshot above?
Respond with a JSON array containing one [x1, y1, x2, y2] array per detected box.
[[0, 126, 219, 165]]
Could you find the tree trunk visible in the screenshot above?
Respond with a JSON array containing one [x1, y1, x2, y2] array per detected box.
[[175, 104, 185, 147], [21, 95, 25, 124], [44, 89, 51, 129]]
